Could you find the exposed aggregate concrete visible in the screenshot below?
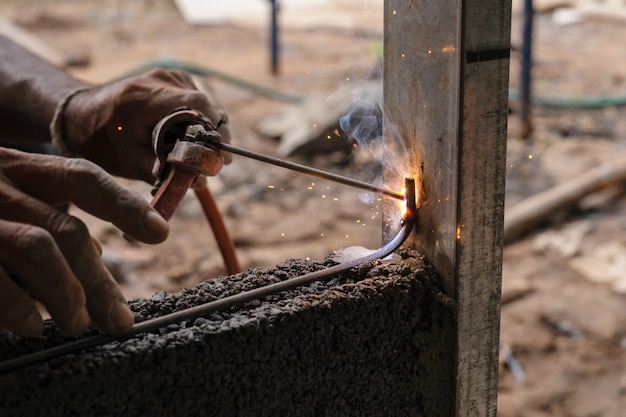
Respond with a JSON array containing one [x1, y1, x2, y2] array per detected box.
[[0, 248, 455, 417]]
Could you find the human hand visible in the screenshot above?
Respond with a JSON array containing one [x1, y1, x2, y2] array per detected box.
[[60, 68, 231, 183], [0, 148, 169, 337]]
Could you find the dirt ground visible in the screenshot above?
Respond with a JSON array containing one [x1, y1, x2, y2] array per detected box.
[[2, 0, 626, 416]]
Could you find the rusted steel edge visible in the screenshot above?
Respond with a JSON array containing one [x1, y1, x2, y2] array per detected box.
[[0, 179, 416, 375]]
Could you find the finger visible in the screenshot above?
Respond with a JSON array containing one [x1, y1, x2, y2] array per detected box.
[[0, 219, 89, 336], [92, 236, 103, 256], [45, 213, 134, 335], [3, 152, 169, 244], [136, 72, 231, 147], [0, 264, 43, 337], [0, 205, 134, 335], [82, 271, 134, 336], [144, 68, 196, 89], [116, 70, 232, 157]]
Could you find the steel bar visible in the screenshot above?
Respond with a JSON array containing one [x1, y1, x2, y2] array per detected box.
[[0, 179, 416, 375], [213, 141, 406, 201]]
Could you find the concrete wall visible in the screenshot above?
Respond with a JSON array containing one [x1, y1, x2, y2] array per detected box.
[[0, 249, 454, 417]]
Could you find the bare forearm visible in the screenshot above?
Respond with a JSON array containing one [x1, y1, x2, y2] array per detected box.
[[0, 34, 86, 144]]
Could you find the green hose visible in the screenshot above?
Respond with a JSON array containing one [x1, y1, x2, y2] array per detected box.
[[117, 57, 305, 105], [118, 57, 626, 109], [509, 87, 626, 109]]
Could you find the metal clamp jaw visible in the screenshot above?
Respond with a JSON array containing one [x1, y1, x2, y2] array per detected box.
[[150, 109, 225, 221]]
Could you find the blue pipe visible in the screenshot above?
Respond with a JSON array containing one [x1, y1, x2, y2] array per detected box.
[[520, 0, 534, 138], [270, 0, 280, 75]]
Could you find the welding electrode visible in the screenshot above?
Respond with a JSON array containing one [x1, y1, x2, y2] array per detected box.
[[209, 141, 406, 201]]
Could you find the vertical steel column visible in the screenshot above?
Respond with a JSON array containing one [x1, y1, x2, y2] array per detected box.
[[384, 1, 463, 293], [384, 1, 511, 416]]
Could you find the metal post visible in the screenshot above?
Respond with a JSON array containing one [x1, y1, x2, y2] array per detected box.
[[384, 1, 511, 415]]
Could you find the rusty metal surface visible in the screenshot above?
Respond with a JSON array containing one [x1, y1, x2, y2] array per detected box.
[[455, 2, 511, 416], [384, 2, 511, 417], [383, 1, 461, 286], [148, 109, 224, 221], [167, 141, 223, 177], [151, 108, 218, 178]]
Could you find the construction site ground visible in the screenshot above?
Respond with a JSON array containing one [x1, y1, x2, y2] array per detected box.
[[1, 1, 626, 416]]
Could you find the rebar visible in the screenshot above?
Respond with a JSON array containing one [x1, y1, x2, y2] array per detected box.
[[0, 179, 416, 375]]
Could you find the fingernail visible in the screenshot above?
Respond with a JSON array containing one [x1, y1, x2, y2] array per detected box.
[[21, 311, 44, 338], [71, 308, 91, 336], [109, 301, 134, 332], [143, 210, 169, 240]]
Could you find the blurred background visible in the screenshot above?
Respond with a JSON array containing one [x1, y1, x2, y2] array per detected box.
[[1, 0, 625, 415]]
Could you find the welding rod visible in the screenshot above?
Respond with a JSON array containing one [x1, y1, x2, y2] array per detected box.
[[213, 141, 406, 201]]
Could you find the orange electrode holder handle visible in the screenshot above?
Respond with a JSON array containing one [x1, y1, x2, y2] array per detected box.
[[149, 108, 241, 274]]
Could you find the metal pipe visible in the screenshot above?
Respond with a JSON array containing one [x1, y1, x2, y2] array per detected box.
[[520, 0, 534, 138], [0, 179, 416, 375], [270, 0, 280, 75], [215, 141, 406, 201]]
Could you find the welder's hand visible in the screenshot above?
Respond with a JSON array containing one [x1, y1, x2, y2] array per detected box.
[[62, 68, 232, 183], [0, 148, 169, 337]]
